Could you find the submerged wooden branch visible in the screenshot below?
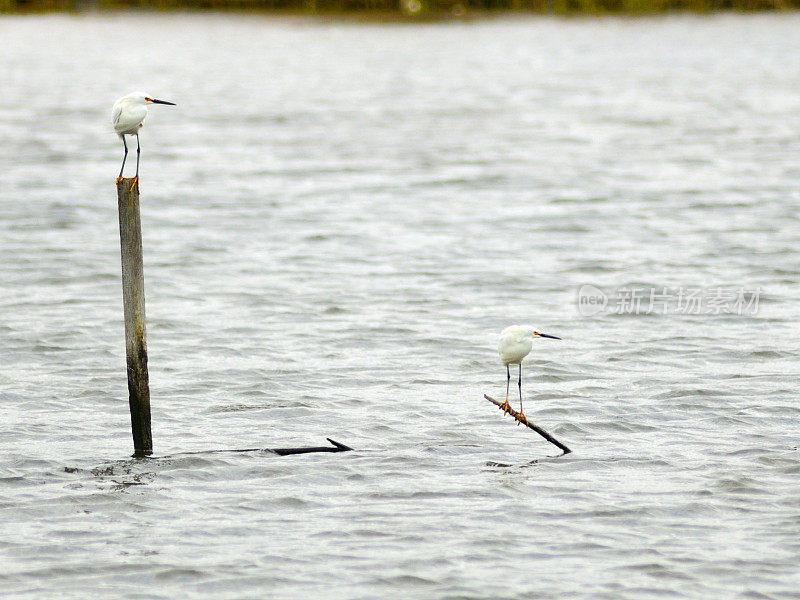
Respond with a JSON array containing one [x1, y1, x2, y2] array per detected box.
[[484, 394, 572, 455], [272, 438, 353, 456], [159, 438, 354, 459]]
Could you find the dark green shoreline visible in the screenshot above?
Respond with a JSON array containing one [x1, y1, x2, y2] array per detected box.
[[2, 0, 798, 16]]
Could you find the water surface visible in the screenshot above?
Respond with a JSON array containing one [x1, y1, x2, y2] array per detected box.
[[1, 13, 800, 599]]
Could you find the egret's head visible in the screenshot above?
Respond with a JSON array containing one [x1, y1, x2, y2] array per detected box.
[[124, 92, 146, 105]]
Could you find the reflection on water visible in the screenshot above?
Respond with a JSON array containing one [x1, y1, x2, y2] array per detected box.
[[2, 12, 800, 600]]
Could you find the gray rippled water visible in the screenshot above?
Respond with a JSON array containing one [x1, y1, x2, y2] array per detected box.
[[1, 12, 800, 599]]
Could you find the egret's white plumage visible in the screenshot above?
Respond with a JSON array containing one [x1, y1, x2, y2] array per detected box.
[[497, 324, 561, 418], [112, 92, 175, 179]]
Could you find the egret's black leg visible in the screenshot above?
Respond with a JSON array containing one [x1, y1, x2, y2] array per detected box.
[[506, 364, 511, 403], [135, 133, 141, 178], [497, 364, 512, 413], [518, 364, 524, 415], [119, 136, 128, 178]]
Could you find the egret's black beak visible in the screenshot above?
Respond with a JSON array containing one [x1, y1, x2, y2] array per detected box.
[[150, 98, 176, 106], [537, 332, 561, 340]]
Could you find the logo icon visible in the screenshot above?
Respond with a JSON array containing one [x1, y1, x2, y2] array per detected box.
[[577, 284, 608, 316]]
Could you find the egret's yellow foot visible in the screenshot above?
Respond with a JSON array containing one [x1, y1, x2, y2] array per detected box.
[[116, 176, 124, 184], [499, 399, 511, 413], [129, 176, 138, 192]]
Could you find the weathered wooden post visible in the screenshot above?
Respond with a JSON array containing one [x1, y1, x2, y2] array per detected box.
[[116, 177, 152, 457]]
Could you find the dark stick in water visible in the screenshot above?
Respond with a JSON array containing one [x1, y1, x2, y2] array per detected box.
[[159, 438, 354, 458], [484, 394, 572, 455]]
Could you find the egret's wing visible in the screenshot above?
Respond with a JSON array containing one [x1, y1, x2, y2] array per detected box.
[[112, 103, 147, 135], [111, 102, 123, 128]]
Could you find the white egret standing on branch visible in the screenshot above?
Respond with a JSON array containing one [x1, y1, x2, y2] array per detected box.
[[497, 325, 561, 419], [112, 92, 176, 182]]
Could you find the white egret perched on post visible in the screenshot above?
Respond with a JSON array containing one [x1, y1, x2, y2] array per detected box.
[[498, 325, 561, 419], [112, 92, 176, 183]]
